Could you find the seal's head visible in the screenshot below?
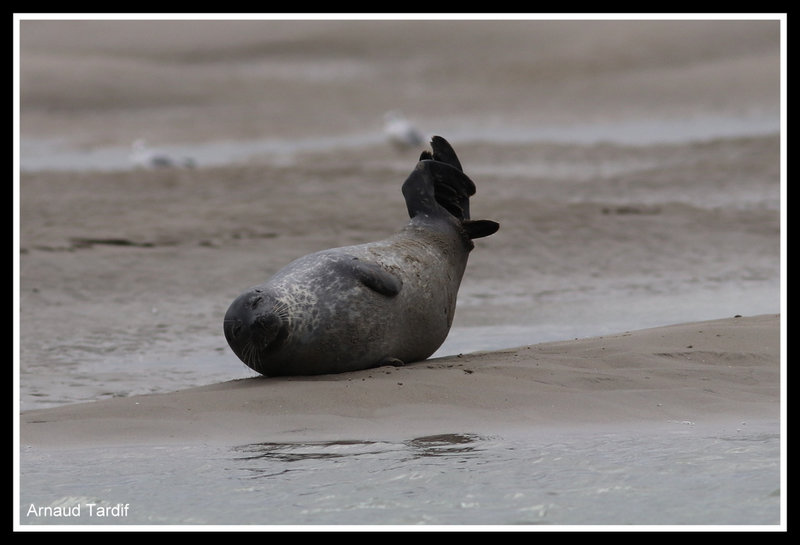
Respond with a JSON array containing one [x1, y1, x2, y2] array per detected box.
[[223, 289, 288, 373]]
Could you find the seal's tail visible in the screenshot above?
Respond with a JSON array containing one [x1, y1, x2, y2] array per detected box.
[[402, 136, 499, 240]]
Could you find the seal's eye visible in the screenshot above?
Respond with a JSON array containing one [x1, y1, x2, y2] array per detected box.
[[249, 295, 263, 309]]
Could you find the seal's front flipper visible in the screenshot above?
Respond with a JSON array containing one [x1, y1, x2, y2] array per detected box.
[[340, 258, 402, 297]]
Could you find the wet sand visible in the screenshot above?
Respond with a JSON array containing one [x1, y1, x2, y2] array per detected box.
[[20, 314, 780, 448]]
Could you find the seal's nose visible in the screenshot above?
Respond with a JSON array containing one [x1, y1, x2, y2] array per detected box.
[[223, 316, 243, 342]]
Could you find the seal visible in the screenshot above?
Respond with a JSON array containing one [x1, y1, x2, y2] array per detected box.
[[223, 136, 499, 376]]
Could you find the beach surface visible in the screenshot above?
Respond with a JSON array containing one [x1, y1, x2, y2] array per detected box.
[[20, 314, 780, 449], [16, 17, 783, 527]]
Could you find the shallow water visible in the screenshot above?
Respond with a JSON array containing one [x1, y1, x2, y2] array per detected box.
[[18, 426, 780, 527]]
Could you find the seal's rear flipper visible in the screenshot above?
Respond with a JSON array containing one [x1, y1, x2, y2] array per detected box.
[[402, 136, 498, 240], [420, 135, 463, 172], [403, 136, 476, 220], [423, 136, 475, 220], [402, 161, 474, 219]]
